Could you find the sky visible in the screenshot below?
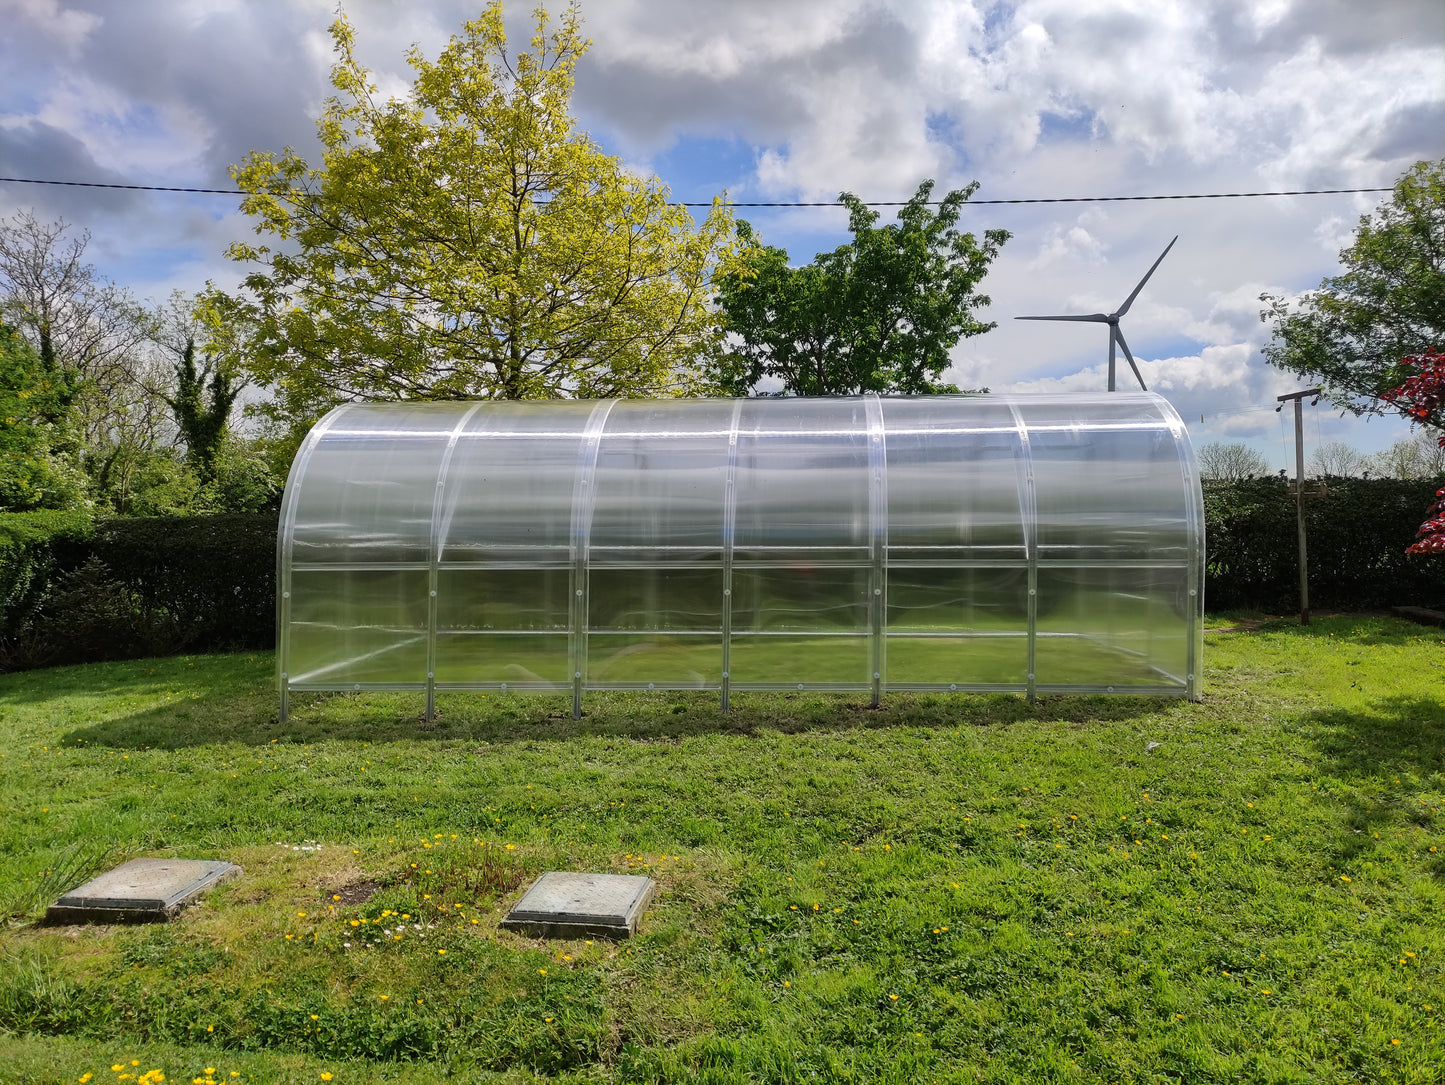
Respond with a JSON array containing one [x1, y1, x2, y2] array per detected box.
[[2, 0, 1443, 470]]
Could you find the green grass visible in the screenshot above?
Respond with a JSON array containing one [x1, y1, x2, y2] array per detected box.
[[1, 614, 1443, 1083]]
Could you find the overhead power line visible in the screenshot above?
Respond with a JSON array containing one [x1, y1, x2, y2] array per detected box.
[[0, 175, 1393, 207]]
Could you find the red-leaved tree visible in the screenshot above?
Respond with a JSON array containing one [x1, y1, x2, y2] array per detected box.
[[1381, 351, 1445, 553]]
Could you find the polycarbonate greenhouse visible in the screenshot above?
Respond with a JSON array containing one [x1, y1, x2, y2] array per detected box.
[[276, 392, 1204, 719]]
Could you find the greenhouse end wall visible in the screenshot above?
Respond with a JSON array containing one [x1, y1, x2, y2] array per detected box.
[[276, 392, 1204, 718]]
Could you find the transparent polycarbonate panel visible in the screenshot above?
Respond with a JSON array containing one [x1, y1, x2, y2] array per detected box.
[[433, 633, 571, 685], [435, 569, 570, 632], [733, 398, 871, 560], [880, 398, 1027, 560], [732, 566, 870, 633], [286, 569, 429, 684], [886, 566, 1029, 633], [1034, 566, 1190, 686], [588, 567, 723, 631], [1014, 394, 1190, 561], [885, 636, 1028, 686], [589, 400, 732, 560], [436, 402, 595, 562], [278, 392, 1202, 704], [728, 634, 870, 685], [587, 635, 722, 685], [290, 404, 461, 563]]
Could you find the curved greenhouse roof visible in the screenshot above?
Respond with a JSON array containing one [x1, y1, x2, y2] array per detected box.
[[277, 392, 1203, 719]]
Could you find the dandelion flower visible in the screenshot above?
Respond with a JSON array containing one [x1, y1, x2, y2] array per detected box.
[[889, 994, 899, 1001], [539, 968, 547, 975], [321, 1075, 334, 1082]]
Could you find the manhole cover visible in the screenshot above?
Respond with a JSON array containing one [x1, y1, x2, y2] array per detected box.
[[44, 858, 241, 925], [499, 872, 655, 939]]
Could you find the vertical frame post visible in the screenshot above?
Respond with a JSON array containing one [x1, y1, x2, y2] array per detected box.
[[570, 401, 617, 721], [426, 404, 485, 724], [1167, 402, 1206, 700], [275, 406, 348, 725], [864, 393, 887, 708], [1006, 400, 1038, 702], [721, 400, 742, 712]]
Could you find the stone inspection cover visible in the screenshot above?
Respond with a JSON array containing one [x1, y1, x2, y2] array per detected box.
[[499, 872, 656, 939], [44, 858, 241, 925]]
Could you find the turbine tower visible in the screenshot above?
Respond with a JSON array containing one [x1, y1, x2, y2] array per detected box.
[[1016, 236, 1178, 391]]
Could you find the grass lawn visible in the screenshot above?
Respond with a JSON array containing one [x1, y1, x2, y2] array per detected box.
[[1, 613, 1443, 1083]]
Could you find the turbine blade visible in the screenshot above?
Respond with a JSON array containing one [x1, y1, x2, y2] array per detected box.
[[1116, 235, 1178, 317], [1015, 314, 1112, 322], [1115, 329, 1148, 391]]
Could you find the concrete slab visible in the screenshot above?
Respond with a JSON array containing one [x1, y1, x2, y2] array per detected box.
[[499, 872, 655, 939], [44, 858, 241, 925]]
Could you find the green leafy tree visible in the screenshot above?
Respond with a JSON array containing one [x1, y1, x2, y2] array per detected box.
[[223, 1, 735, 424], [148, 291, 248, 482], [0, 322, 86, 510], [1261, 159, 1445, 415], [711, 180, 1008, 396]]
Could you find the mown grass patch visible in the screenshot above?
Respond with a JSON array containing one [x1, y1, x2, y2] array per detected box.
[[0, 615, 1443, 1083]]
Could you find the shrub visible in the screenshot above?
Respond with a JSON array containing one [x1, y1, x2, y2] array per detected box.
[[0, 509, 94, 640], [0, 511, 275, 672], [1204, 476, 1445, 611]]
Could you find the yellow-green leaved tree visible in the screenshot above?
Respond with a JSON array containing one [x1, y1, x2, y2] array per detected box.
[[223, 2, 735, 423]]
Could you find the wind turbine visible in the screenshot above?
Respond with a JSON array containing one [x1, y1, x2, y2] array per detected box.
[[1016, 236, 1178, 391]]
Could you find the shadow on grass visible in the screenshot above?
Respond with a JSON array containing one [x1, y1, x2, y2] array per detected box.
[[1220, 612, 1440, 646], [55, 683, 1176, 750], [1301, 693, 1445, 874], [1306, 693, 1445, 783]]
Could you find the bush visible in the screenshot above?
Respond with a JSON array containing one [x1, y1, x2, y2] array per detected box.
[[0, 509, 94, 640], [1204, 476, 1445, 611], [0, 511, 275, 672]]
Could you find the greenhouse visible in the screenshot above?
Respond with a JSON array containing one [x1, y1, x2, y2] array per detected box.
[[276, 392, 1204, 720]]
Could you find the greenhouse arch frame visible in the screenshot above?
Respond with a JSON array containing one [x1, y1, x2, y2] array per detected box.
[[277, 392, 1204, 720]]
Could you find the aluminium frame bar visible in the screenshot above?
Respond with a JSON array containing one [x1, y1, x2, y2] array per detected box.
[[569, 400, 618, 720]]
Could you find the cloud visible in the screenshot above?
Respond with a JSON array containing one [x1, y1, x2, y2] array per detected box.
[[0, 122, 139, 216]]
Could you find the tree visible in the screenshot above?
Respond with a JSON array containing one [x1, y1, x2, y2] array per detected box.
[[1362, 430, 1445, 479], [1196, 441, 1271, 481], [0, 211, 153, 447], [223, 2, 736, 424], [711, 180, 1008, 396], [1261, 159, 1445, 416], [147, 291, 249, 481], [0, 322, 86, 510], [1381, 351, 1445, 553], [1308, 440, 1366, 478]]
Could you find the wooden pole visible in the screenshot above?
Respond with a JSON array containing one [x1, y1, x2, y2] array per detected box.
[[1293, 396, 1309, 626], [1277, 388, 1321, 626]]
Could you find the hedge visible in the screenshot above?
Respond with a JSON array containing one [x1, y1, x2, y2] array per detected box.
[[2, 478, 1442, 671], [0, 511, 275, 671], [0, 509, 95, 643], [1203, 476, 1445, 611]]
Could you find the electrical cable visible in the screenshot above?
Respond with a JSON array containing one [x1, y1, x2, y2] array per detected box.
[[0, 175, 1394, 207]]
